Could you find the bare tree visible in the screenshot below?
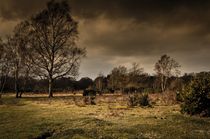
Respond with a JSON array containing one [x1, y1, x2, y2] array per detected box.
[[154, 54, 181, 92], [95, 73, 105, 92], [0, 38, 10, 98], [109, 66, 128, 92], [6, 21, 30, 98], [25, 0, 85, 97], [128, 63, 144, 88]]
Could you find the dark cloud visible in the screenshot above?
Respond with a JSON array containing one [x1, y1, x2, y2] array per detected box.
[[1, 0, 210, 24], [0, 0, 47, 20], [0, 0, 210, 79]]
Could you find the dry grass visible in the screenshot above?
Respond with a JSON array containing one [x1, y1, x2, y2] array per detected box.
[[149, 91, 177, 105], [0, 93, 209, 139]]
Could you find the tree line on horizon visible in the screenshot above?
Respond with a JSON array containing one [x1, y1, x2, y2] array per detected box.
[[0, 49, 207, 96]]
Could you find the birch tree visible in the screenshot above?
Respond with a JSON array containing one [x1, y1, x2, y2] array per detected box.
[[128, 63, 144, 88], [6, 22, 29, 98], [154, 54, 181, 92], [0, 38, 10, 98], [25, 0, 85, 97], [109, 66, 128, 91]]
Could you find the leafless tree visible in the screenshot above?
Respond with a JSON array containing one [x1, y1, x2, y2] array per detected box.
[[0, 38, 10, 98], [154, 54, 181, 92], [6, 22, 29, 98], [128, 63, 144, 88], [25, 0, 85, 97], [109, 66, 128, 92], [95, 73, 105, 92]]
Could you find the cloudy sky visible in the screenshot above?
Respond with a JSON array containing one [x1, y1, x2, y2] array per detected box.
[[0, 0, 210, 79]]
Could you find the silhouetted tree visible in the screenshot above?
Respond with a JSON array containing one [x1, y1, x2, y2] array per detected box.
[[94, 73, 106, 92], [127, 63, 144, 89], [6, 22, 30, 98], [0, 38, 10, 98], [109, 66, 128, 92], [25, 0, 85, 97], [78, 77, 93, 90], [54, 77, 76, 91], [154, 54, 181, 92]]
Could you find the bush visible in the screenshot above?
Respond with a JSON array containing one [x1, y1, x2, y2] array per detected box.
[[128, 93, 150, 107], [181, 73, 210, 117], [83, 96, 96, 105]]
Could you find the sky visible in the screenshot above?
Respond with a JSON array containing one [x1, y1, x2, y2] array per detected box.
[[0, 0, 210, 79]]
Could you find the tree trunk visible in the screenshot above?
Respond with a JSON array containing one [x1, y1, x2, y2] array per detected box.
[[161, 75, 164, 92], [48, 77, 53, 98], [15, 68, 19, 98], [163, 76, 168, 92], [0, 75, 7, 97]]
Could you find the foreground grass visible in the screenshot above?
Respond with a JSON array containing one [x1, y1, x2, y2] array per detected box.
[[0, 95, 210, 139]]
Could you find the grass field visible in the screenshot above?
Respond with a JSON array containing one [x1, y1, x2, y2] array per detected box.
[[0, 93, 210, 139]]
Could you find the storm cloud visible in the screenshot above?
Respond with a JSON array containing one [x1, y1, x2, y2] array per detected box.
[[0, 0, 210, 79]]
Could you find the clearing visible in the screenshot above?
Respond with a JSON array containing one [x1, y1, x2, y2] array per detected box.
[[0, 93, 210, 139]]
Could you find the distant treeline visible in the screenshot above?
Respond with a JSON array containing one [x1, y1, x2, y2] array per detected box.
[[1, 77, 86, 93], [1, 71, 204, 94]]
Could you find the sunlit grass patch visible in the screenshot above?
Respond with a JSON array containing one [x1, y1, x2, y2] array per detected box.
[[0, 95, 210, 139]]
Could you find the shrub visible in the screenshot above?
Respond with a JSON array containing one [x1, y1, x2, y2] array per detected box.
[[127, 94, 138, 107], [83, 96, 96, 105], [181, 73, 210, 117], [128, 93, 150, 107]]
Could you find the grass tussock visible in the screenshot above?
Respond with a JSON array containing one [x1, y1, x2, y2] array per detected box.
[[149, 91, 177, 106]]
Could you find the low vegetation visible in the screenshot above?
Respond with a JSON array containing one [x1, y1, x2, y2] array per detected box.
[[0, 94, 210, 139], [181, 73, 210, 117], [83, 96, 96, 105], [127, 93, 150, 107]]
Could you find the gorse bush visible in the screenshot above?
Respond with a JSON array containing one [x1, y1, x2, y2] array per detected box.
[[181, 73, 210, 117], [128, 93, 150, 107]]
